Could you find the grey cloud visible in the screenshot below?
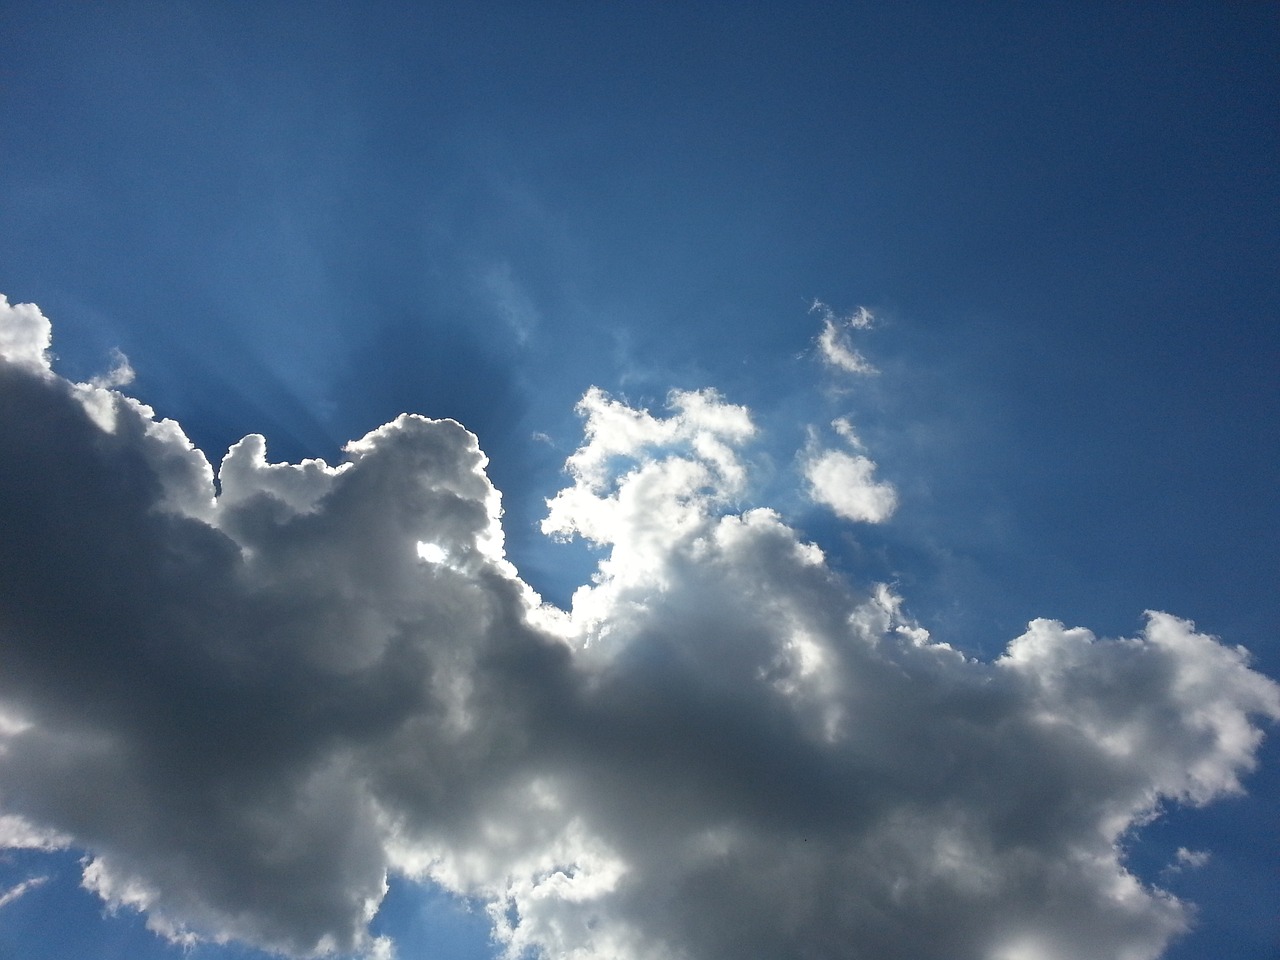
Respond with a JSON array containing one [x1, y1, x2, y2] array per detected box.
[[0, 298, 1277, 960]]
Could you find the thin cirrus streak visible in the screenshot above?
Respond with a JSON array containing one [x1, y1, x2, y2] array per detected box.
[[0, 293, 1276, 960]]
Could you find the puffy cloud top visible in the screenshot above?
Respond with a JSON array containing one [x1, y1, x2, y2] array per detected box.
[[0, 297, 1276, 960], [804, 446, 898, 523], [0, 295, 52, 373]]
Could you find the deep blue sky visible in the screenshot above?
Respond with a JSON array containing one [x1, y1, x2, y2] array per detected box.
[[1, 3, 1277, 959]]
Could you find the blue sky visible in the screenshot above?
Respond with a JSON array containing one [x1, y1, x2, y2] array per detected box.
[[1, 3, 1277, 959]]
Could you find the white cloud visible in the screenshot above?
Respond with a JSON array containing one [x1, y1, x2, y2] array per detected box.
[[0, 294, 53, 374], [812, 299, 877, 375], [0, 875, 47, 910], [802, 415, 898, 524], [1170, 848, 1210, 872], [805, 447, 899, 523], [542, 386, 757, 636], [0, 296, 1277, 960], [90, 347, 136, 389]]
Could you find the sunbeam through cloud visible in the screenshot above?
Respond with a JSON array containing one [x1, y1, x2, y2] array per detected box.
[[1, 296, 1276, 960], [2, 8, 1277, 958]]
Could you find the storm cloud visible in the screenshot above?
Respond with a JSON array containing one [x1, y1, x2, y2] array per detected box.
[[1, 295, 1276, 960]]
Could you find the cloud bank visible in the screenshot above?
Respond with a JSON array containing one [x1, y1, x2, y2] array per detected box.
[[0, 294, 1277, 960]]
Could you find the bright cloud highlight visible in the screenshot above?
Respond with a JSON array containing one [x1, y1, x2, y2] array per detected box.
[[804, 445, 898, 523], [0, 297, 1276, 960]]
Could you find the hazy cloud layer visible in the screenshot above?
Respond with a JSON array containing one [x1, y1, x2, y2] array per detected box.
[[1, 296, 1277, 960]]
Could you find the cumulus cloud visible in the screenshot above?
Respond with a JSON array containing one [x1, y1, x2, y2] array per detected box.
[[0, 294, 52, 373], [0, 296, 1277, 960], [805, 310, 898, 523], [805, 451, 898, 525], [802, 417, 898, 524]]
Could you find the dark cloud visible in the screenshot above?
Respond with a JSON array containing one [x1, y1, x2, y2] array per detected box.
[[0, 296, 1276, 960]]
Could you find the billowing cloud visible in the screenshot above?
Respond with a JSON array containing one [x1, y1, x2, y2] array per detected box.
[[805, 446, 898, 522], [1, 296, 1277, 960], [0, 294, 52, 373]]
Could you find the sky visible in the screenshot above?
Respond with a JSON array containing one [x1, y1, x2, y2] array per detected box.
[[0, 3, 1278, 960]]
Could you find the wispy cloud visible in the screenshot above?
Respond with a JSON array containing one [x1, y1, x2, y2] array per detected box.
[[812, 299, 877, 375], [0, 296, 1277, 960], [0, 875, 48, 910], [480, 261, 541, 344], [1161, 847, 1211, 878], [89, 347, 136, 389]]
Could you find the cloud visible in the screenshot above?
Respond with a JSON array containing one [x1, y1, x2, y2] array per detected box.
[[802, 417, 898, 524], [812, 300, 876, 375], [0, 296, 1277, 960], [805, 449, 898, 524], [1165, 848, 1210, 875], [0, 875, 48, 910], [90, 347, 136, 389], [0, 294, 52, 374], [481, 262, 541, 344]]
